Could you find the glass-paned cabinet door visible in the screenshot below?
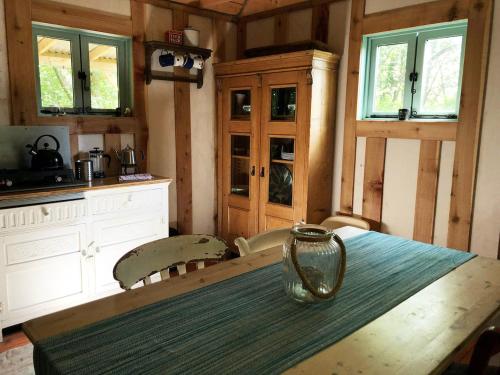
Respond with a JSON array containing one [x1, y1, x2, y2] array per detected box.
[[268, 138, 294, 206], [231, 90, 251, 120], [271, 87, 296, 121], [231, 135, 251, 197]]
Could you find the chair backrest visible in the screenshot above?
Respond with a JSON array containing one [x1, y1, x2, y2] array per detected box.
[[320, 215, 371, 231], [234, 227, 291, 256], [113, 234, 228, 290]]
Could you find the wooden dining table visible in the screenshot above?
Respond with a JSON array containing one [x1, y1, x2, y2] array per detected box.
[[23, 227, 500, 375]]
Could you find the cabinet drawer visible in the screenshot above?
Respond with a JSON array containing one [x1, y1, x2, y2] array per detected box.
[[90, 188, 164, 216], [0, 199, 87, 232]]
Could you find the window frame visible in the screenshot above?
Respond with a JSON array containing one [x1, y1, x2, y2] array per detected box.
[[412, 25, 467, 118], [32, 23, 132, 116], [32, 25, 83, 114], [363, 32, 417, 118], [361, 22, 468, 120]]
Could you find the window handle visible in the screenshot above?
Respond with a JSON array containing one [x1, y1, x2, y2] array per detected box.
[[78, 71, 90, 91], [250, 166, 256, 176], [260, 167, 265, 177], [409, 72, 418, 82]]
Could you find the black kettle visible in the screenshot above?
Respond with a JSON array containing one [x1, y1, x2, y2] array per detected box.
[[26, 134, 64, 170]]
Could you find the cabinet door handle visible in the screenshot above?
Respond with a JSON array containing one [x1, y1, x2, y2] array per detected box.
[[250, 166, 256, 176], [260, 167, 265, 177]]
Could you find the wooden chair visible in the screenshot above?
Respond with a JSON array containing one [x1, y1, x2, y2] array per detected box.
[[113, 234, 228, 290], [444, 326, 500, 375], [320, 215, 371, 231], [234, 228, 291, 256]]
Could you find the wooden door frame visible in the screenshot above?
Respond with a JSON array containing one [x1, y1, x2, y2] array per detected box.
[[340, 0, 493, 250]]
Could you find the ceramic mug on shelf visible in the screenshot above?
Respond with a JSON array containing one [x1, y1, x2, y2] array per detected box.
[[159, 51, 175, 67], [193, 55, 204, 70], [183, 55, 194, 69], [174, 54, 185, 67]]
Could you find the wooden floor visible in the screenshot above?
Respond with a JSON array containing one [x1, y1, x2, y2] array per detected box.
[[0, 325, 30, 353]]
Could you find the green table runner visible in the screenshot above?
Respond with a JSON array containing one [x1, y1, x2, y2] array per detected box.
[[34, 232, 475, 374]]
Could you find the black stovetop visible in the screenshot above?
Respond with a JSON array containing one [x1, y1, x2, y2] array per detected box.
[[0, 168, 87, 193]]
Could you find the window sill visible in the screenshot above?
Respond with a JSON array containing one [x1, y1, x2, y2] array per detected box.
[[360, 118, 458, 123]]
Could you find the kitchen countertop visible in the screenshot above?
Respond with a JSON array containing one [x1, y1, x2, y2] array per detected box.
[[0, 176, 172, 202]]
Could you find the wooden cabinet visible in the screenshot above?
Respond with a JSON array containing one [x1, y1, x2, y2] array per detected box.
[[215, 50, 339, 244]]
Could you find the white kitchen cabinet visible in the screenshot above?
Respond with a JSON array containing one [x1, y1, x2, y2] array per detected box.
[[0, 181, 170, 338]]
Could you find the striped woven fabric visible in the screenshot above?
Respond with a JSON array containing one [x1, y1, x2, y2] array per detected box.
[[34, 232, 475, 375]]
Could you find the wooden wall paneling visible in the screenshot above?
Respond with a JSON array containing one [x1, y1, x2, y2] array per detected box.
[[311, 4, 329, 43], [5, 0, 36, 125], [240, 0, 343, 22], [131, 0, 148, 174], [236, 19, 246, 59], [362, 0, 469, 35], [31, 0, 134, 36], [413, 140, 441, 243], [139, 0, 237, 22], [448, 0, 493, 251], [274, 13, 289, 45], [362, 137, 386, 224], [173, 9, 193, 234], [356, 121, 457, 141], [339, 0, 365, 214]]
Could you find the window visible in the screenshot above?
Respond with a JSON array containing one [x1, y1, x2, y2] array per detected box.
[[32, 24, 132, 116], [362, 22, 467, 120]]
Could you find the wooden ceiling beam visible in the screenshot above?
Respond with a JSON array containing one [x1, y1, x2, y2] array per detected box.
[[138, 0, 238, 22], [239, 0, 343, 23]]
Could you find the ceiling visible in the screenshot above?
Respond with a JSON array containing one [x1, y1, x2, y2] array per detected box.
[[173, 0, 315, 17]]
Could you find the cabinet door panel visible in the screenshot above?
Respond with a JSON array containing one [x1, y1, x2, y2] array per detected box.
[[93, 214, 164, 295], [0, 224, 87, 326], [220, 75, 261, 243], [259, 70, 309, 231]]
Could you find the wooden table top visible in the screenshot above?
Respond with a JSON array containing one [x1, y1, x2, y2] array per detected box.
[[23, 230, 500, 375], [0, 175, 172, 202]]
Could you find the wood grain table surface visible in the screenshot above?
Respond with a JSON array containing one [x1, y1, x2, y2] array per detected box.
[[23, 228, 500, 375]]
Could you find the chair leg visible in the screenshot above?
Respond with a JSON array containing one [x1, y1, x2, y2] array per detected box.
[[177, 264, 187, 275], [160, 269, 170, 280], [143, 276, 152, 286], [196, 261, 205, 270]]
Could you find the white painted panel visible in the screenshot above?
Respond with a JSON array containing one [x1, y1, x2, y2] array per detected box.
[[433, 141, 454, 247], [225, 22, 237, 61], [352, 137, 366, 215], [189, 15, 216, 235], [6, 232, 79, 265], [52, 0, 131, 16], [120, 133, 134, 149], [287, 9, 312, 43], [471, 0, 500, 258], [328, 1, 349, 54], [331, 0, 351, 214], [95, 215, 161, 246], [365, 0, 435, 15], [381, 139, 420, 238], [145, 5, 177, 226], [78, 134, 104, 154], [246, 18, 274, 49], [6, 253, 83, 311]]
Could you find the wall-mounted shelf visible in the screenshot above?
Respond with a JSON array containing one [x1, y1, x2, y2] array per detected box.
[[144, 41, 212, 88]]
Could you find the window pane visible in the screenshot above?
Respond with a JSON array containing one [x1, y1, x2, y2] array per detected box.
[[231, 90, 251, 120], [269, 138, 294, 206], [419, 36, 462, 114], [271, 87, 296, 121], [89, 43, 119, 110], [231, 135, 250, 197], [372, 43, 408, 113], [37, 36, 74, 108]]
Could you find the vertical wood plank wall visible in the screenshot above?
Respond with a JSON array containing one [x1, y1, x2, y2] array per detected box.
[[340, 0, 493, 251], [173, 10, 193, 234]]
